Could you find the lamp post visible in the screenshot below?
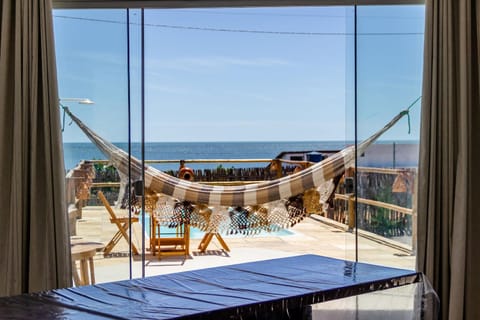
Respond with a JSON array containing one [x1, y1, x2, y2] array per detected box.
[[60, 98, 95, 105], [59, 97, 95, 131]]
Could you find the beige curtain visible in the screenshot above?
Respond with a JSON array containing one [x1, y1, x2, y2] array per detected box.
[[0, 0, 71, 296], [417, 0, 480, 319]]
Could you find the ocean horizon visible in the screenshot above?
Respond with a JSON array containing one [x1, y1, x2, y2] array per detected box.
[[63, 140, 419, 171]]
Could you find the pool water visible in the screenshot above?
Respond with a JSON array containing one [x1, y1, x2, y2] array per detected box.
[[138, 214, 294, 239]]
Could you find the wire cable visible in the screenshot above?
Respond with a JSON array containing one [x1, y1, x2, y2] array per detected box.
[[54, 15, 424, 36]]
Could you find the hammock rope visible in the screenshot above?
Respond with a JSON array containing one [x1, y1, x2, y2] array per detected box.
[[63, 106, 412, 207], [63, 101, 415, 233]]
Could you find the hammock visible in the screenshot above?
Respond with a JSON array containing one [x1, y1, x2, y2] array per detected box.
[[64, 107, 411, 234]]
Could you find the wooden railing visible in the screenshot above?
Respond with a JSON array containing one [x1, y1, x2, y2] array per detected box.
[[331, 167, 417, 252], [90, 158, 310, 183], [334, 193, 413, 216]]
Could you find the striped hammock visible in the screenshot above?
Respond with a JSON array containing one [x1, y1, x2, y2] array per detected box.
[[64, 107, 410, 233]]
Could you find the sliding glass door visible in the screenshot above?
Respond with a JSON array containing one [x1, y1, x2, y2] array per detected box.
[[356, 4, 424, 268], [54, 2, 424, 285], [143, 6, 355, 270], [55, 9, 134, 283]]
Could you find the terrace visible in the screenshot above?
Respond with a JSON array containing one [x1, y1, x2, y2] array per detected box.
[[68, 158, 416, 285], [76, 207, 415, 284]]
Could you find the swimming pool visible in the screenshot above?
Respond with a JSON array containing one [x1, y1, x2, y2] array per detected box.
[[138, 214, 294, 239]]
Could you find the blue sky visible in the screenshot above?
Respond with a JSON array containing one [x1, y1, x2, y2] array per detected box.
[[54, 5, 424, 143]]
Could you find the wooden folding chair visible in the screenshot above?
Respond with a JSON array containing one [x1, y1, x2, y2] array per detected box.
[[98, 191, 139, 256], [198, 232, 230, 253]]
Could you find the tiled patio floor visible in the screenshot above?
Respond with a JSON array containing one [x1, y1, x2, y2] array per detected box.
[[74, 206, 415, 284]]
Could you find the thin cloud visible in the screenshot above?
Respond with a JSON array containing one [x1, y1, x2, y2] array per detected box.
[[150, 120, 261, 128], [149, 56, 291, 71], [62, 51, 125, 66], [146, 83, 190, 94]]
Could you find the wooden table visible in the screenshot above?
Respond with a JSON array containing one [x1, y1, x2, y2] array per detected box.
[[71, 242, 104, 286]]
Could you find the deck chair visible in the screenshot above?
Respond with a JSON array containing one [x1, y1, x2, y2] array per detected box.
[[98, 191, 139, 255]]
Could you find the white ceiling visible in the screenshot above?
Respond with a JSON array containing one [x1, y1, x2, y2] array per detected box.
[[53, 0, 425, 9]]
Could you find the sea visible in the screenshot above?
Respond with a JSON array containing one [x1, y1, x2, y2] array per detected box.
[[63, 141, 349, 171], [64, 140, 420, 172]]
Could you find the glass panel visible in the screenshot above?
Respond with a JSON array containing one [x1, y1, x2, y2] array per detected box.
[[54, 9, 133, 284], [53, 3, 425, 284], [356, 4, 425, 269], [142, 6, 355, 274], [126, 8, 145, 278], [308, 281, 439, 319]]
